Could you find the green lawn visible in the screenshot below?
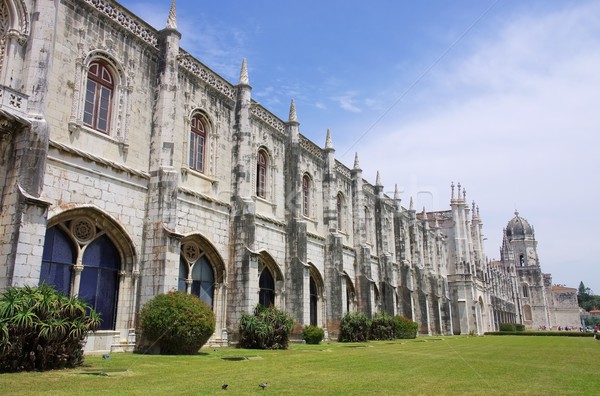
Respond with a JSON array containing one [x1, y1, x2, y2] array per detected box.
[[1, 336, 598, 395]]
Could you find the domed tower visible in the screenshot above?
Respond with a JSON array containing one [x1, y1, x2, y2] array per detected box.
[[502, 212, 550, 330], [505, 211, 538, 268]]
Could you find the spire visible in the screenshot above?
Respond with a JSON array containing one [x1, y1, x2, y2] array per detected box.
[[463, 188, 467, 202], [422, 207, 428, 220], [457, 183, 462, 201], [325, 128, 333, 149], [239, 58, 249, 85], [288, 99, 298, 123], [166, 0, 178, 30], [375, 171, 382, 186], [394, 184, 400, 200], [353, 152, 361, 170], [451, 182, 455, 201], [409, 197, 414, 211]]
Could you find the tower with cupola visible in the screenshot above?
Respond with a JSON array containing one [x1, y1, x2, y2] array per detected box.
[[502, 212, 550, 329]]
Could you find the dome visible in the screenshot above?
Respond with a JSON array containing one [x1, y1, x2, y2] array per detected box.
[[505, 211, 534, 240]]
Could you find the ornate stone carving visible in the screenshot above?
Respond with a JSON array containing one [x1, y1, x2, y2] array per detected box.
[[182, 242, 200, 263], [71, 217, 96, 243], [82, 0, 158, 48], [250, 104, 285, 134], [177, 51, 235, 100]]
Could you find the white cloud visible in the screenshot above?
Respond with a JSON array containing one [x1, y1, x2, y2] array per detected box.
[[355, 2, 600, 292], [335, 92, 362, 113]]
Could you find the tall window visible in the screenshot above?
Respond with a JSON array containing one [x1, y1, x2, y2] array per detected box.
[[337, 193, 344, 231], [259, 268, 275, 307], [365, 207, 373, 244], [40, 219, 120, 331], [83, 61, 114, 133], [302, 174, 311, 217], [310, 276, 318, 326], [519, 254, 525, 267], [256, 149, 267, 198], [189, 114, 207, 172], [522, 284, 529, 298]]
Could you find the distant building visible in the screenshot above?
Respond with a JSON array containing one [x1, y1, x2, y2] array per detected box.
[[0, 0, 580, 352]]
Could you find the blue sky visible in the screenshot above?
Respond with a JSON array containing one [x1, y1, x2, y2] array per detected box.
[[118, 0, 600, 295]]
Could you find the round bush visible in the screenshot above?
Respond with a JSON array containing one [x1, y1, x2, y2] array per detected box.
[[303, 325, 325, 344], [393, 315, 418, 339], [0, 284, 100, 373], [370, 313, 396, 340], [338, 312, 371, 342], [139, 291, 215, 354], [499, 323, 517, 332]]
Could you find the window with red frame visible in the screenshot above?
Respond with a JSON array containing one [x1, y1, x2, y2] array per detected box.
[[257, 150, 267, 198], [83, 61, 114, 133], [189, 114, 207, 172]]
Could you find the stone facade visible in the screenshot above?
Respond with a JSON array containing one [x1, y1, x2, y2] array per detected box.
[[0, 0, 578, 352]]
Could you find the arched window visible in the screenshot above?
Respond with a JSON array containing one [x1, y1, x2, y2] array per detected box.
[[180, 242, 215, 308], [519, 254, 525, 267], [345, 276, 355, 313], [522, 284, 529, 298], [40, 227, 75, 296], [189, 113, 207, 172], [256, 149, 268, 198], [365, 207, 373, 244], [79, 235, 120, 330], [191, 257, 214, 307], [40, 219, 121, 331], [303, 174, 311, 217], [523, 304, 532, 321], [337, 193, 344, 231], [83, 61, 114, 133], [259, 268, 275, 307], [310, 276, 318, 326]]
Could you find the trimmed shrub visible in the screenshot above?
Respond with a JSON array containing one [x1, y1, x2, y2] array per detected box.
[[499, 323, 517, 332], [239, 305, 294, 350], [370, 313, 396, 341], [515, 324, 526, 332], [338, 312, 371, 342], [0, 284, 100, 373], [393, 315, 419, 339], [302, 325, 325, 344], [138, 291, 215, 354]]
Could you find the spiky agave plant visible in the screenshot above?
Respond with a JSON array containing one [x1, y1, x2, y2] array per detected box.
[[0, 284, 100, 373]]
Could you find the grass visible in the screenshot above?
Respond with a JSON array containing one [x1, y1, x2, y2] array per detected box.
[[1, 336, 598, 395]]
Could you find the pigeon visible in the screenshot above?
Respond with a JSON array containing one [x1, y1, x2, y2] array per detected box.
[[102, 354, 110, 360], [259, 382, 268, 390], [221, 384, 228, 390]]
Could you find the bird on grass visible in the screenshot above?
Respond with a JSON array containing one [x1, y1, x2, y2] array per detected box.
[[221, 384, 228, 390], [102, 354, 110, 360], [259, 382, 268, 390]]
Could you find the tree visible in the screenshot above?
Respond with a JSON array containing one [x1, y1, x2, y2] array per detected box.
[[578, 281, 599, 311]]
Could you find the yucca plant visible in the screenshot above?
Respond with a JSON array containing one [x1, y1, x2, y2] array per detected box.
[[239, 305, 294, 349], [0, 284, 100, 373]]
